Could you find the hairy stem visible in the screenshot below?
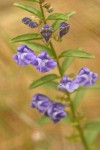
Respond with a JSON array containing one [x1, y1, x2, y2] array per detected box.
[[39, 1, 89, 150]]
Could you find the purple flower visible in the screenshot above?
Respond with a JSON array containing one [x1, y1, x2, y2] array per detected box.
[[73, 67, 98, 86], [40, 24, 52, 43], [28, 21, 38, 28], [30, 93, 52, 113], [59, 22, 70, 38], [45, 102, 67, 123], [31, 51, 57, 72], [22, 17, 32, 25], [58, 75, 79, 92], [13, 45, 36, 66], [58, 67, 98, 93]]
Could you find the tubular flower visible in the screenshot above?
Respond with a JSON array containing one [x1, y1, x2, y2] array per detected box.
[[30, 94, 52, 113], [58, 75, 79, 92], [40, 24, 52, 43], [58, 67, 98, 93], [13, 45, 36, 66], [45, 102, 67, 123], [73, 67, 98, 86], [59, 22, 70, 38], [31, 51, 57, 73], [30, 94, 67, 123]]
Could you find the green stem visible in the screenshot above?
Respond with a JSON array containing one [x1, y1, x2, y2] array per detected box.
[[67, 92, 90, 150], [39, 1, 89, 150]]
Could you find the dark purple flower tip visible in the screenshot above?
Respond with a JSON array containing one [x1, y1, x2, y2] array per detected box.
[[59, 22, 70, 38], [13, 45, 36, 66], [74, 67, 98, 86], [30, 93, 52, 113], [45, 102, 67, 123], [31, 51, 57, 73], [22, 17, 32, 25], [28, 21, 38, 28], [40, 24, 52, 43]]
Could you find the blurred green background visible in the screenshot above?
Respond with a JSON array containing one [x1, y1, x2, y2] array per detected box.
[[0, 0, 100, 150]]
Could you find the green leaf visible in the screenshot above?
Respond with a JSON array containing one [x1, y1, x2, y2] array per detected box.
[[44, 81, 58, 90], [59, 50, 95, 59], [52, 20, 64, 32], [27, 0, 38, 2], [36, 116, 50, 125], [80, 83, 100, 90], [61, 57, 73, 75], [84, 130, 99, 145], [11, 33, 42, 43], [47, 11, 75, 20], [14, 3, 43, 18], [72, 88, 85, 110], [52, 11, 75, 32], [47, 13, 69, 20], [24, 41, 56, 57], [85, 119, 100, 131], [29, 74, 58, 89]]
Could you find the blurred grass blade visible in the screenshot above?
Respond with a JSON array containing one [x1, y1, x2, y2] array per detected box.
[[59, 50, 95, 59], [24, 41, 56, 57], [29, 74, 58, 89], [36, 116, 50, 125], [14, 3, 43, 18], [61, 57, 73, 75], [11, 33, 42, 42], [72, 88, 85, 110]]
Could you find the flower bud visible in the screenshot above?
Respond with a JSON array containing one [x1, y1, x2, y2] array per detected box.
[[28, 21, 38, 28], [40, 24, 52, 43], [22, 17, 32, 25], [47, 7, 54, 13], [59, 22, 70, 38], [42, 2, 50, 9]]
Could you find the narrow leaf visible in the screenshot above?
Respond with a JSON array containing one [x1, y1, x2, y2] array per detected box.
[[85, 119, 100, 131], [44, 81, 58, 90], [29, 74, 58, 89], [59, 50, 95, 59], [80, 83, 100, 90], [14, 3, 42, 18], [84, 130, 99, 145], [61, 57, 73, 75], [72, 88, 85, 110], [36, 116, 50, 125], [11, 33, 42, 42], [47, 13, 65, 20], [27, 0, 38, 2], [47, 11, 75, 20], [24, 41, 56, 57], [52, 11, 75, 32]]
